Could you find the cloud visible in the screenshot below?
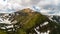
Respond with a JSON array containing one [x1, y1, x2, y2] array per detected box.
[[0, 0, 60, 9], [30, 0, 40, 5], [0, 0, 60, 16]]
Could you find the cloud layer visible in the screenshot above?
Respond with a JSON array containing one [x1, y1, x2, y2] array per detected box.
[[0, 0, 60, 15]]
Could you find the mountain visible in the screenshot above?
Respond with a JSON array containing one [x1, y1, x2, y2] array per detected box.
[[50, 15, 60, 23], [0, 8, 60, 34]]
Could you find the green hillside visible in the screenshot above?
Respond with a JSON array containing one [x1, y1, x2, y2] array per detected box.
[[0, 8, 60, 34]]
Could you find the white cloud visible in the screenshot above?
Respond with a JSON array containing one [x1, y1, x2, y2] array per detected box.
[[0, 0, 60, 16], [53, 0, 59, 5]]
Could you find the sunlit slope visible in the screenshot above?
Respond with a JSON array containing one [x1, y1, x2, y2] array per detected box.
[[0, 8, 59, 34], [13, 8, 50, 34], [14, 8, 48, 29]]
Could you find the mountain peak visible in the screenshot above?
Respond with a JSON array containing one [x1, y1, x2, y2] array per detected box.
[[21, 8, 34, 13]]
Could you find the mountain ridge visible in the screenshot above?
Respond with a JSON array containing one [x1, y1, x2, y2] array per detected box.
[[0, 8, 59, 34]]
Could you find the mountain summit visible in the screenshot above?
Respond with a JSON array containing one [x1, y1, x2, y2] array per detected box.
[[0, 8, 60, 34]]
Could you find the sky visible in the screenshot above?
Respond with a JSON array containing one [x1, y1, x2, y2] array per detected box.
[[0, 0, 60, 15]]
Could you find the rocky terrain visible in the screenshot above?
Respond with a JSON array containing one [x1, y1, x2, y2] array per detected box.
[[0, 8, 60, 34]]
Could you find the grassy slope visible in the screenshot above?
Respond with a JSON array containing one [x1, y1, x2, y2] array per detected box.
[[0, 8, 59, 34], [16, 11, 49, 34]]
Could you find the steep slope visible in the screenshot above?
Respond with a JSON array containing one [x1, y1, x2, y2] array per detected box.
[[0, 8, 60, 34], [52, 15, 60, 23], [12, 8, 50, 34], [11, 8, 59, 34]]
